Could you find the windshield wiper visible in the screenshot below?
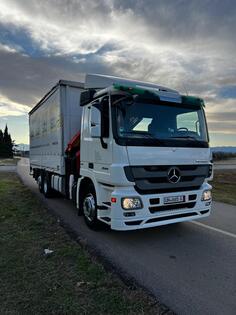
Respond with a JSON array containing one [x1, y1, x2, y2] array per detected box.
[[120, 131, 155, 139], [121, 131, 164, 144], [170, 135, 198, 140]]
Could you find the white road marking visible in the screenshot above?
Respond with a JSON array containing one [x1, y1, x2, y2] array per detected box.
[[191, 221, 236, 239]]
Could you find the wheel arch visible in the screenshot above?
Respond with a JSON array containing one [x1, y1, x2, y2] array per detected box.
[[77, 176, 97, 210]]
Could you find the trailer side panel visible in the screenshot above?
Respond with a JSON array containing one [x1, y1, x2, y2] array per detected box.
[[29, 82, 84, 175]]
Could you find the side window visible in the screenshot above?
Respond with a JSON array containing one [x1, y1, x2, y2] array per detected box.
[[100, 96, 109, 138], [177, 111, 199, 135]]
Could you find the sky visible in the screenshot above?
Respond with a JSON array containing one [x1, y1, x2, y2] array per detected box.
[[0, 0, 235, 146]]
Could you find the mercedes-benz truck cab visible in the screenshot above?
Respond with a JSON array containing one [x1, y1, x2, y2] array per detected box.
[[29, 74, 213, 231]]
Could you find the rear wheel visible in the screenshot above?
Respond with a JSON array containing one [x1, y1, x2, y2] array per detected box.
[[38, 175, 43, 193], [42, 173, 53, 198], [82, 184, 100, 229]]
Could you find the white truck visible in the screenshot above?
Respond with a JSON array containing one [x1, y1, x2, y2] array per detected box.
[[29, 73, 213, 230]]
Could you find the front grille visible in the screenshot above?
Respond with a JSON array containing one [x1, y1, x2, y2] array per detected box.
[[150, 198, 160, 205], [189, 194, 197, 201], [124, 164, 209, 195]]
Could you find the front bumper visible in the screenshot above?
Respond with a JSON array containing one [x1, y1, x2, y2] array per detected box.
[[109, 182, 212, 231]]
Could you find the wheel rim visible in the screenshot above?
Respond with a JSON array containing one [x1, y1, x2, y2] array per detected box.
[[83, 193, 96, 222]]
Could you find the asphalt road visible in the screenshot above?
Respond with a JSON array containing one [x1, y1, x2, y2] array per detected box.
[[16, 158, 236, 315]]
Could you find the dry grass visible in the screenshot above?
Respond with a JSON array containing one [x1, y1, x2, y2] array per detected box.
[[0, 172, 165, 315], [212, 170, 236, 205], [0, 157, 19, 165]]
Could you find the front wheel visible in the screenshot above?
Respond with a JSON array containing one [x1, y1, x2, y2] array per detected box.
[[82, 185, 100, 229]]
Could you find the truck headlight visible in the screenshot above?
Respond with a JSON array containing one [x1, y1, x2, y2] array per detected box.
[[121, 197, 143, 210], [201, 190, 212, 201]]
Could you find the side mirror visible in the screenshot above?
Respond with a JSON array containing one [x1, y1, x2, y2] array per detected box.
[[80, 89, 96, 106], [90, 106, 101, 138]]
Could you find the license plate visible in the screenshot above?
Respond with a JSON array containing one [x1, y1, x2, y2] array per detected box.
[[164, 195, 185, 204]]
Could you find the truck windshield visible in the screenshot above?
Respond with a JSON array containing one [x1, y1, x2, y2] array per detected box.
[[113, 96, 209, 147]]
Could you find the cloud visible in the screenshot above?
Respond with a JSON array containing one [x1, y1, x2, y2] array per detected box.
[[1, 0, 234, 58], [208, 121, 236, 134], [218, 86, 236, 99], [0, 94, 30, 116], [205, 97, 236, 134], [0, 46, 86, 106], [0, 0, 118, 55], [0, 0, 235, 142], [0, 42, 21, 53]]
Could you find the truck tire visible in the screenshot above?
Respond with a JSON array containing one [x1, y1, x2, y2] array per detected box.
[[82, 184, 100, 229], [42, 173, 53, 198], [38, 175, 43, 193]]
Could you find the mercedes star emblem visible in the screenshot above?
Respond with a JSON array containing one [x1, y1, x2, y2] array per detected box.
[[167, 167, 181, 184]]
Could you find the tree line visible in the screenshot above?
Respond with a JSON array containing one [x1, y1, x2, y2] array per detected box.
[[0, 125, 14, 158]]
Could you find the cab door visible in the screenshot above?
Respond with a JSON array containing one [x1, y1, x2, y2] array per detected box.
[[88, 95, 113, 183]]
